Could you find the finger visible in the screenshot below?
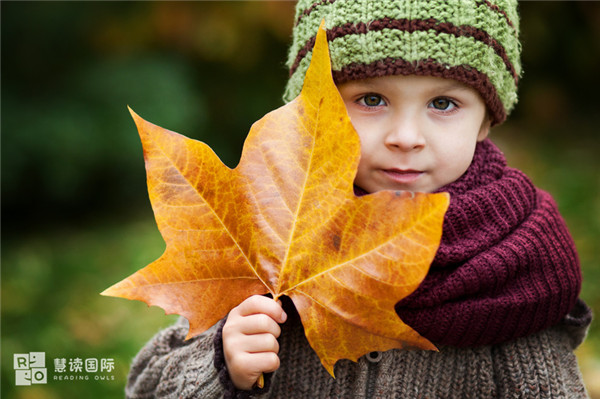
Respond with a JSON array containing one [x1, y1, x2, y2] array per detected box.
[[226, 352, 280, 390], [249, 333, 280, 354], [228, 332, 280, 354], [239, 351, 280, 374], [235, 295, 287, 323], [237, 313, 282, 337]]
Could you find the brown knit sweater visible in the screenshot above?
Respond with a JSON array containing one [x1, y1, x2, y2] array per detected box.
[[125, 299, 590, 398]]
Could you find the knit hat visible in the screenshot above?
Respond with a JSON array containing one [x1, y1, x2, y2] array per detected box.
[[284, 0, 521, 125]]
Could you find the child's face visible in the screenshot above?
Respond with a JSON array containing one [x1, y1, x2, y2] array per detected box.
[[338, 75, 491, 194]]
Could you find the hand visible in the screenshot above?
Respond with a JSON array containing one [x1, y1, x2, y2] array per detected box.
[[223, 295, 287, 390]]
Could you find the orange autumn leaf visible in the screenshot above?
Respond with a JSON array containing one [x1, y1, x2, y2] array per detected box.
[[102, 22, 449, 376]]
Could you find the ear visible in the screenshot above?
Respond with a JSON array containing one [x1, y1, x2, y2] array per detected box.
[[477, 113, 492, 142]]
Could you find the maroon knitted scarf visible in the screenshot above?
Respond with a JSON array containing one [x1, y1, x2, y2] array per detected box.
[[391, 139, 584, 347]]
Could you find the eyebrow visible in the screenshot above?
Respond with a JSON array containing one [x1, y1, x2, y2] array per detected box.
[[345, 79, 380, 89], [346, 78, 472, 92], [439, 82, 472, 92]]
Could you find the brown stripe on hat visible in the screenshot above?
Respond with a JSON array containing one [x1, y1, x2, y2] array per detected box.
[[333, 58, 507, 125], [295, 0, 337, 27], [478, 0, 516, 31], [290, 18, 518, 86], [296, 0, 517, 34]]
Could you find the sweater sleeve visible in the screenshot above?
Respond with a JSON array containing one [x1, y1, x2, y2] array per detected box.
[[125, 317, 225, 399]]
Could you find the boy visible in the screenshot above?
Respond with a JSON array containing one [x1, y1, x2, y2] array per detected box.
[[126, 1, 591, 398]]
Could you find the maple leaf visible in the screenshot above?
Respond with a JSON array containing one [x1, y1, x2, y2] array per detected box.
[[102, 22, 449, 376]]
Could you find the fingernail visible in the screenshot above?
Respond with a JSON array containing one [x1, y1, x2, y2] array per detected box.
[[281, 311, 287, 323]]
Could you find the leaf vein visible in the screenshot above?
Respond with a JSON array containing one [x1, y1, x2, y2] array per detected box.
[[154, 138, 270, 293], [284, 209, 440, 293]]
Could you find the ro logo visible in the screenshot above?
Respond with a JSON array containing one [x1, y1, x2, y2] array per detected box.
[[14, 352, 47, 386]]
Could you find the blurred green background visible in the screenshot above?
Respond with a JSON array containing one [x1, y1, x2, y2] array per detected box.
[[1, 2, 598, 398]]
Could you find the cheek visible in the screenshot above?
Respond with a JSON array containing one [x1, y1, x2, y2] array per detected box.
[[348, 117, 375, 156], [444, 143, 477, 177], [433, 134, 478, 177], [437, 119, 482, 163], [355, 130, 379, 166], [353, 130, 377, 188]]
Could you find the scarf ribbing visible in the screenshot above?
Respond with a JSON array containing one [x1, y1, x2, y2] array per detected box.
[[394, 139, 584, 346]]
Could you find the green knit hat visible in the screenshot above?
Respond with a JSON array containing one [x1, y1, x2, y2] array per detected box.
[[283, 0, 521, 125]]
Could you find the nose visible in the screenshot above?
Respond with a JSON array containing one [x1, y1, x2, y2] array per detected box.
[[384, 113, 426, 151]]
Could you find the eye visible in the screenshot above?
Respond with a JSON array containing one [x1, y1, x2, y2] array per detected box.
[[429, 97, 457, 112], [358, 94, 386, 107]]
